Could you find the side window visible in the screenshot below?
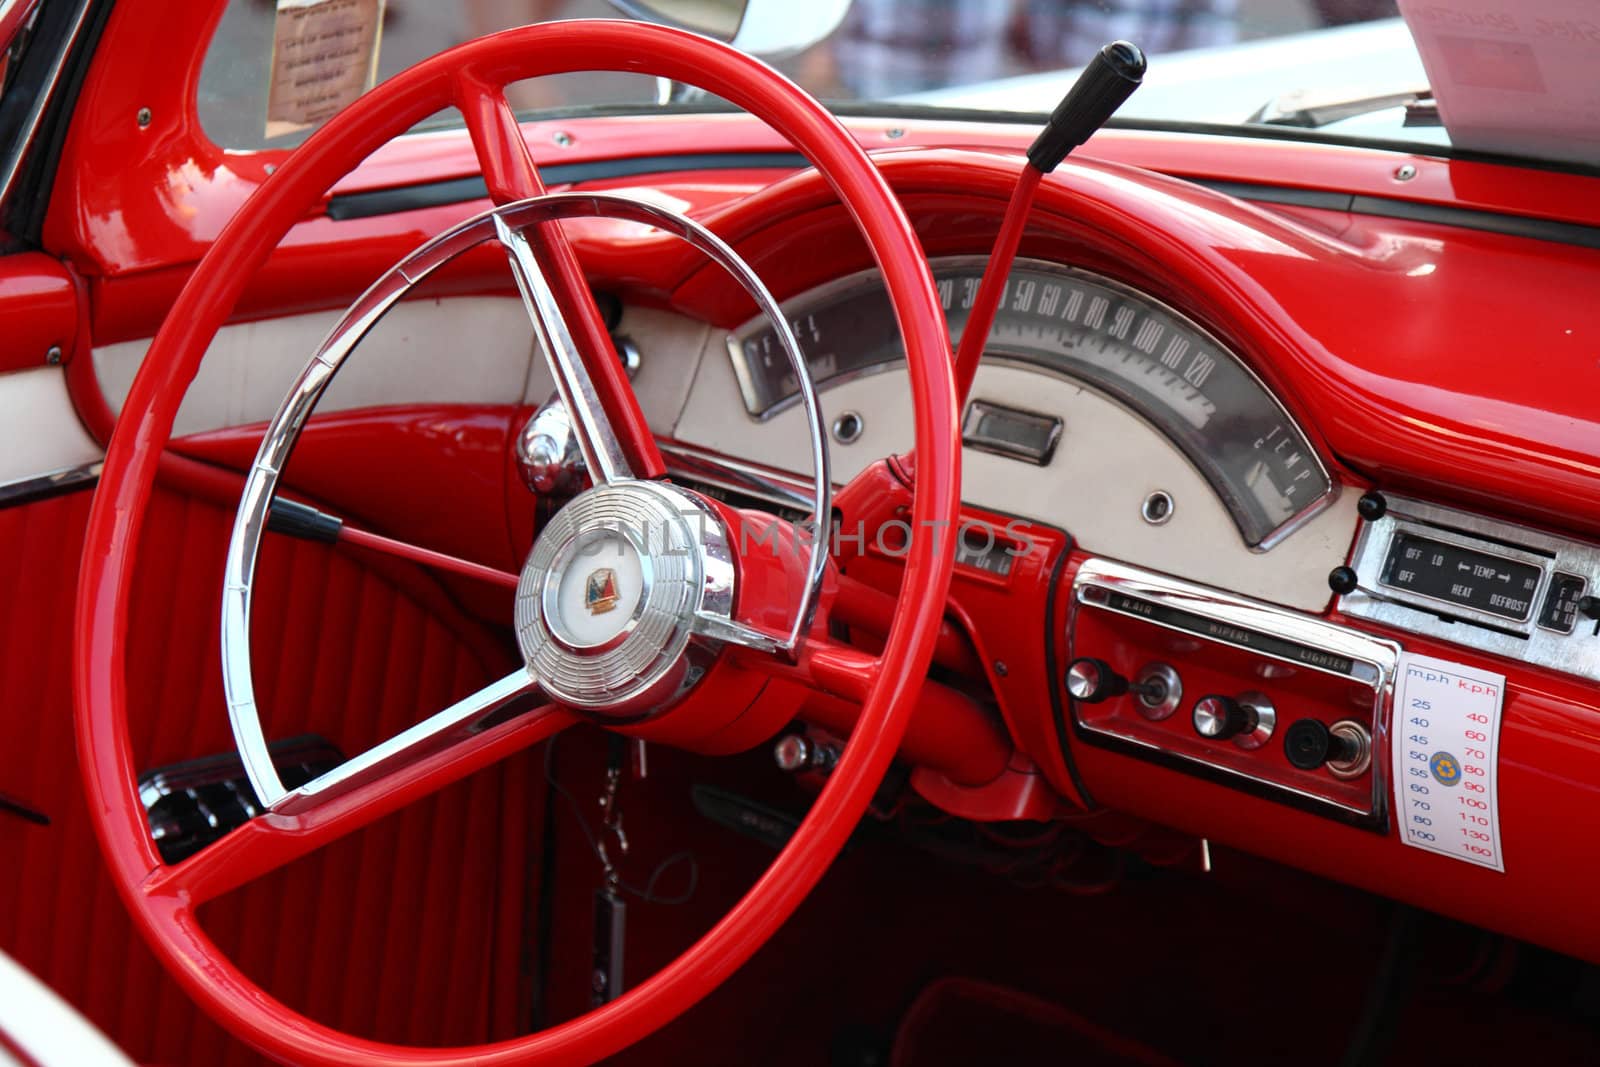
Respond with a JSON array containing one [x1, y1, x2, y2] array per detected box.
[[0, 1, 43, 110]]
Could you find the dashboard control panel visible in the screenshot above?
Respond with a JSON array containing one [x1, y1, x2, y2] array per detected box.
[[1065, 559, 1399, 828], [1340, 494, 1600, 680]]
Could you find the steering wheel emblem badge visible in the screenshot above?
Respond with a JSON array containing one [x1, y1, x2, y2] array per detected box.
[[517, 481, 737, 716], [586, 568, 620, 614]]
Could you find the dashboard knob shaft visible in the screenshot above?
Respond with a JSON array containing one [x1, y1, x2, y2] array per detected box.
[[1192, 695, 1254, 741], [1065, 658, 1129, 703]]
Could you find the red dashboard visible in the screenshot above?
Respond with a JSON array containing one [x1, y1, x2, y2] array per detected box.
[[84, 119, 1600, 979], [36, 14, 1600, 973]]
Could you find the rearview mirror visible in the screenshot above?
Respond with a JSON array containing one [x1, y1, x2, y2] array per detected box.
[[607, 0, 851, 59]]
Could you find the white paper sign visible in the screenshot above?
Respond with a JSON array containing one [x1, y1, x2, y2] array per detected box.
[[1392, 652, 1506, 872], [1397, 0, 1600, 167], [265, 0, 385, 140]]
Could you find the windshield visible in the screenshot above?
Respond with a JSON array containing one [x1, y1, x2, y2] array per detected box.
[[200, 1, 1454, 157]]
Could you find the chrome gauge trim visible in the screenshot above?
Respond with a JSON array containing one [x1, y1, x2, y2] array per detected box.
[[1070, 558, 1400, 821], [728, 255, 1336, 549]]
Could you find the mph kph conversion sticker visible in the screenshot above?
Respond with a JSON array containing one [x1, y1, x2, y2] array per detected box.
[[1392, 653, 1507, 872]]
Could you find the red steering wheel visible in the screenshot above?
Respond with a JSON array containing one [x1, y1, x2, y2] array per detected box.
[[75, 21, 959, 1065]]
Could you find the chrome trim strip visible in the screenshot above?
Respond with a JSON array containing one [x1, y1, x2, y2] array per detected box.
[[1070, 558, 1399, 820], [0, 459, 100, 508], [658, 438, 814, 512], [0, 0, 91, 213]]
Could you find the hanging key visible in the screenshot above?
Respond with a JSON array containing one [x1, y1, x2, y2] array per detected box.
[[591, 735, 629, 1006]]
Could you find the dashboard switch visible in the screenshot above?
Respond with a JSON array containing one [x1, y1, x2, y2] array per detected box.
[[1356, 490, 1388, 521], [1193, 692, 1276, 749], [1327, 566, 1359, 596], [1192, 695, 1251, 741], [1066, 658, 1128, 703], [1132, 662, 1182, 720], [774, 734, 838, 773]]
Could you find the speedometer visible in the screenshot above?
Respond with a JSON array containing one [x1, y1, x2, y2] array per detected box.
[[728, 257, 1334, 548]]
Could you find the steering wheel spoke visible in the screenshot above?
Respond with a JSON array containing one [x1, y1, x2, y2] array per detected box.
[[145, 685, 569, 906], [455, 72, 664, 482], [496, 213, 634, 485], [453, 73, 543, 204], [797, 635, 883, 702], [730, 632, 882, 702]]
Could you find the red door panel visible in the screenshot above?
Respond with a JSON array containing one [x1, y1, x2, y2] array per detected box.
[[0, 486, 533, 1064]]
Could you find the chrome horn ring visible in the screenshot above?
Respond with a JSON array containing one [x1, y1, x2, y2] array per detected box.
[[222, 191, 829, 807]]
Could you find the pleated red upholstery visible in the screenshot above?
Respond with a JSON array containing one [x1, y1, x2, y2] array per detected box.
[[0, 487, 531, 1064]]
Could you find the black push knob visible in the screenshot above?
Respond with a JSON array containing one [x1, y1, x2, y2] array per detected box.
[[1328, 566, 1359, 595], [1356, 491, 1388, 521], [1283, 718, 1359, 770], [1027, 41, 1147, 173], [1192, 695, 1254, 741], [1580, 595, 1600, 621], [1065, 658, 1128, 703]]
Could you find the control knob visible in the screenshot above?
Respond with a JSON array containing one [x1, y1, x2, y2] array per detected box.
[[1192, 691, 1276, 749], [1192, 695, 1252, 741], [1065, 658, 1129, 704], [774, 734, 838, 773]]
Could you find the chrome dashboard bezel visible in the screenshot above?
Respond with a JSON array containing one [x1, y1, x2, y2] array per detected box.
[[1341, 494, 1600, 681], [1069, 558, 1401, 826]]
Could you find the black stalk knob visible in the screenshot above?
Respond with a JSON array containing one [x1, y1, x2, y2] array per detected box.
[[267, 498, 343, 544], [1027, 41, 1147, 173]]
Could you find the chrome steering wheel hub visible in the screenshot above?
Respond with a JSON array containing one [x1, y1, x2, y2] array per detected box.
[[516, 480, 734, 715]]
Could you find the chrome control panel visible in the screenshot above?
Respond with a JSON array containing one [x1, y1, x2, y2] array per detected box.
[[1066, 559, 1399, 828], [1341, 494, 1600, 680]]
